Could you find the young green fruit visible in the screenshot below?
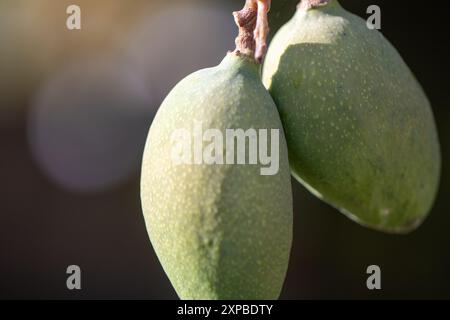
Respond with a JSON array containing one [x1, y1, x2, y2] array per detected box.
[[263, 0, 440, 233], [141, 0, 292, 299]]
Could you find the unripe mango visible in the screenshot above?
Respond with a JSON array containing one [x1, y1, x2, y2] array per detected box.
[[263, 0, 440, 233], [141, 53, 292, 299]]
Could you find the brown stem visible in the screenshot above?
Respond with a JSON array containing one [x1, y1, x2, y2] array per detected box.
[[233, 0, 271, 63], [254, 0, 270, 62], [298, 0, 330, 10]]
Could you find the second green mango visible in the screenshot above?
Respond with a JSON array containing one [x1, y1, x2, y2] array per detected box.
[[263, 0, 441, 233]]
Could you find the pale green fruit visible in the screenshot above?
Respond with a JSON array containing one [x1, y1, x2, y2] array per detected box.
[[263, 0, 440, 233], [141, 53, 293, 299]]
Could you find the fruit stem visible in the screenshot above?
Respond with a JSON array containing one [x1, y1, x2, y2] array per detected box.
[[233, 0, 271, 63], [298, 0, 330, 10]]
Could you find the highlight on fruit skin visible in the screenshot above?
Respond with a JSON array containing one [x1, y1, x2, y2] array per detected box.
[[141, 0, 293, 299], [263, 0, 441, 233]]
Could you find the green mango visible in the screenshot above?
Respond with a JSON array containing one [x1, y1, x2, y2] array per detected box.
[[263, 0, 440, 233], [141, 53, 293, 299]]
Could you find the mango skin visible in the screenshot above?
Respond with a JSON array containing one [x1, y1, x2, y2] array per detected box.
[[263, 0, 441, 233], [141, 53, 293, 299]]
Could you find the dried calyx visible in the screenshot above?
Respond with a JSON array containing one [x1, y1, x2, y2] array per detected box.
[[233, 0, 271, 63]]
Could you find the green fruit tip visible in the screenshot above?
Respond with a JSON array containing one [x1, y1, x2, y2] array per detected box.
[[298, 0, 333, 11]]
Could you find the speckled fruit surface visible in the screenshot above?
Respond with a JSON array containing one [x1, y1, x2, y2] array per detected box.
[[263, 0, 440, 233], [141, 53, 293, 299]]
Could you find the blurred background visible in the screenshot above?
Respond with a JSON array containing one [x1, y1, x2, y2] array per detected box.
[[0, 0, 449, 299]]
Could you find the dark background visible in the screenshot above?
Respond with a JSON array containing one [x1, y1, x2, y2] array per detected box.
[[0, 0, 449, 299]]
